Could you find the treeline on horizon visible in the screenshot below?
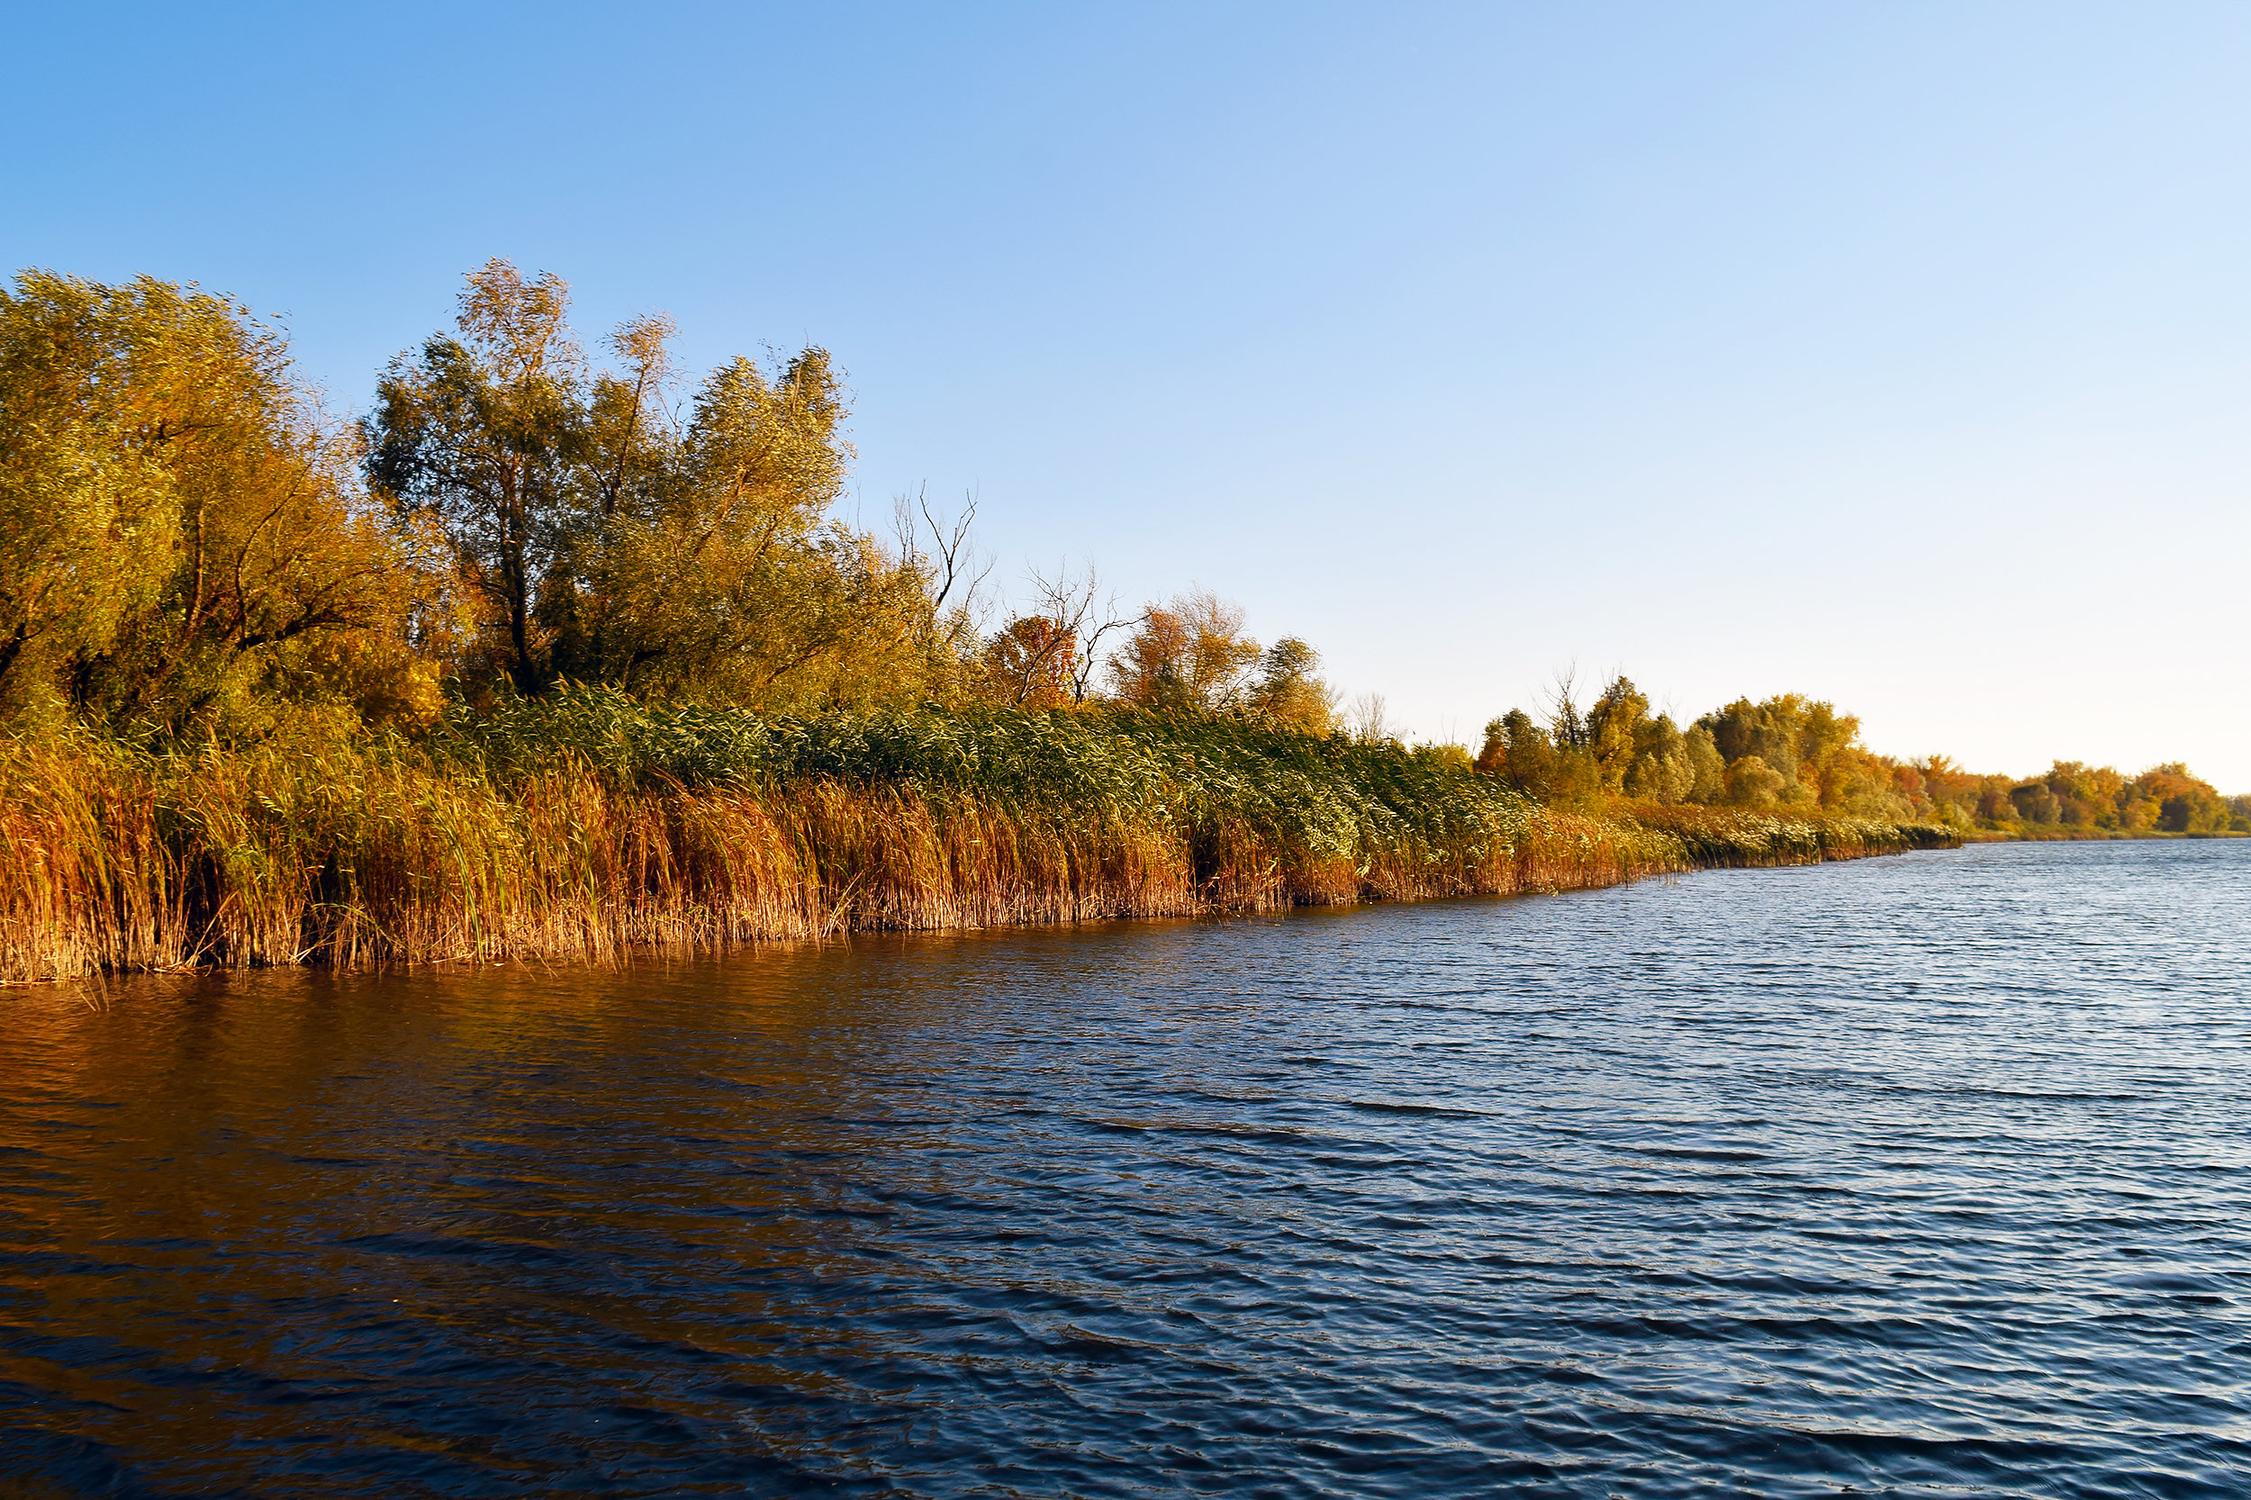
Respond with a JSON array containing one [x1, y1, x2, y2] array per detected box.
[[1, 259, 2231, 834], [1479, 677, 2250, 838]]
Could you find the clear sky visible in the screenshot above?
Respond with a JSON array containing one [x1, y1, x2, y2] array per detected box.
[[8, 2, 2247, 787]]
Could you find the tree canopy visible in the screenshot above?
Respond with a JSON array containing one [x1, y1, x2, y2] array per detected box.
[[0, 270, 444, 735]]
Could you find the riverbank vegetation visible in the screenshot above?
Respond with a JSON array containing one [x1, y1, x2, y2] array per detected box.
[[0, 696, 1961, 982], [0, 261, 2221, 979]]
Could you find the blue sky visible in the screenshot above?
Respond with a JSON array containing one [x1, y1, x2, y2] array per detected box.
[[9, 2, 2248, 786]]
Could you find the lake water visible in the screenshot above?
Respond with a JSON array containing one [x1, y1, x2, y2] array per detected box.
[[2, 840, 2247, 1497]]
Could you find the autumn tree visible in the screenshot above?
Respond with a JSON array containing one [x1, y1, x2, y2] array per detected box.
[[1585, 676, 1649, 792], [2008, 780, 2060, 825], [1039, 563, 1139, 705], [976, 558, 1149, 710], [1479, 674, 1937, 816], [2040, 761, 2125, 829], [1476, 709, 1556, 796], [0, 270, 441, 732], [981, 614, 1077, 708], [2131, 763, 2227, 833], [1723, 754, 1789, 809], [1110, 589, 1262, 712]]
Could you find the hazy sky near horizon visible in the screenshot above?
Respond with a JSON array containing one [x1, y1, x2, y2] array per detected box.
[[8, 2, 2248, 786]]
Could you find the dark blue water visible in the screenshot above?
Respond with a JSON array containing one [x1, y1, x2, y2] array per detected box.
[[2, 840, 2247, 1497]]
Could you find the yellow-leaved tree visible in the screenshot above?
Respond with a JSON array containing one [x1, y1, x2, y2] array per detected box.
[[0, 269, 446, 735]]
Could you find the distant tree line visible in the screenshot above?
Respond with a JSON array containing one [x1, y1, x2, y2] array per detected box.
[[1477, 675, 2249, 835]]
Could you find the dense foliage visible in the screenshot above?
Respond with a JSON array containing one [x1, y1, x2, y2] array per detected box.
[[0, 263, 1360, 744], [0, 271, 445, 735]]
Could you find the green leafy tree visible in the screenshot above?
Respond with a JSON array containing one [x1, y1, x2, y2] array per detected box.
[[367, 261, 959, 711], [1722, 754, 1789, 810], [367, 260, 585, 694], [2009, 781, 2060, 825], [578, 348, 874, 703], [1625, 713, 1695, 802], [1684, 724, 1726, 803]]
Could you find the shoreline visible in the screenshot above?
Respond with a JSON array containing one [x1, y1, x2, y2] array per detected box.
[[0, 832, 1944, 987], [0, 718, 1957, 984]]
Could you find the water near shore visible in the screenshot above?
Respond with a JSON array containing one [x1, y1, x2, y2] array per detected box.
[[2, 841, 2246, 1496]]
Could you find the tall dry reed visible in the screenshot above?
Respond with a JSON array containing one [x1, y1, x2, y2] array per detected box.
[[0, 698, 1956, 982]]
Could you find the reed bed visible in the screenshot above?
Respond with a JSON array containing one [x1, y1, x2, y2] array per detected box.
[[0, 693, 1957, 982]]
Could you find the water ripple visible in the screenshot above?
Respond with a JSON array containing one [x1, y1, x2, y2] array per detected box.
[[1, 840, 2248, 1495]]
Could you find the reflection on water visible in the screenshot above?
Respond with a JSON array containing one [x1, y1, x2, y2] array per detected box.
[[2, 840, 2248, 1496]]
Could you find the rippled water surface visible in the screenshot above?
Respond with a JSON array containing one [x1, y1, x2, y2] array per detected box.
[[3, 841, 2249, 1497]]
